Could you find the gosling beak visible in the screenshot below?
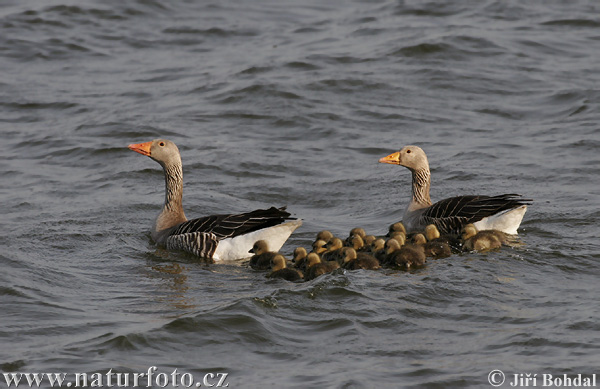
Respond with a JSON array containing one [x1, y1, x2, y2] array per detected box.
[[128, 141, 152, 156], [379, 151, 401, 165], [248, 248, 255, 254]]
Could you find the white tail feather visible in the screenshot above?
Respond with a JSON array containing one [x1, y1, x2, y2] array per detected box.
[[473, 205, 527, 235], [213, 220, 303, 261]]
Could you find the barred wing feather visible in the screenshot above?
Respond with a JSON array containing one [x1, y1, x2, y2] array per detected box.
[[169, 206, 293, 240], [420, 194, 531, 234]]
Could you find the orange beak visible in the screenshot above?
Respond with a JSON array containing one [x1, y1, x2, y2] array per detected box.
[[379, 151, 400, 165], [128, 141, 152, 156]]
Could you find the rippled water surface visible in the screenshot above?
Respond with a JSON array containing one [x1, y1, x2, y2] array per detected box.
[[2, 1, 600, 388]]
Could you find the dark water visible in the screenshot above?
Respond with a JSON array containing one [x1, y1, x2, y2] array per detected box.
[[2, 1, 600, 387]]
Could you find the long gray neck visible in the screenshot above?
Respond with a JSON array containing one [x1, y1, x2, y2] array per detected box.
[[163, 163, 184, 213], [152, 161, 187, 243], [408, 167, 432, 211]]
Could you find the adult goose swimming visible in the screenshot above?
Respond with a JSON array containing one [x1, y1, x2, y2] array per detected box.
[[379, 146, 531, 235], [128, 139, 302, 261]]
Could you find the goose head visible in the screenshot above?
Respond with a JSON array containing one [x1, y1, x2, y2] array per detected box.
[[128, 139, 181, 168], [379, 145, 429, 172]]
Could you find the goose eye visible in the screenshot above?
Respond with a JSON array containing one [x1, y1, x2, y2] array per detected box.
[[406, 149, 411, 154], [159, 141, 165, 147]]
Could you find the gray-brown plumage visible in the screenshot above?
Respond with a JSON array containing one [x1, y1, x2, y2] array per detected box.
[[304, 253, 340, 281], [379, 146, 530, 235], [340, 247, 380, 270], [267, 254, 303, 281], [249, 240, 279, 270], [128, 139, 301, 261]]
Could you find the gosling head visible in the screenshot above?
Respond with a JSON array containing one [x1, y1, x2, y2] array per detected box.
[[312, 240, 327, 254], [249, 240, 269, 255], [348, 227, 366, 238], [270, 254, 287, 271], [385, 238, 402, 255], [306, 253, 321, 267], [316, 230, 333, 242], [412, 233, 427, 245], [461, 224, 478, 241], [325, 237, 343, 251], [341, 247, 358, 263], [425, 224, 440, 241], [293, 247, 307, 262]]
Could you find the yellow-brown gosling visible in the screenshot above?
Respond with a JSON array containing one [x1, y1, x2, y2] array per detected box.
[[386, 221, 406, 237], [292, 247, 308, 271], [371, 238, 386, 261], [316, 230, 334, 242], [413, 231, 451, 259], [348, 235, 365, 251], [380, 238, 402, 265], [311, 239, 328, 255], [389, 231, 406, 246], [341, 247, 380, 270], [363, 235, 376, 246], [424, 224, 461, 251], [387, 244, 426, 270], [304, 253, 340, 281], [267, 254, 303, 281], [461, 224, 502, 251], [249, 240, 280, 270], [322, 237, 344, 262]]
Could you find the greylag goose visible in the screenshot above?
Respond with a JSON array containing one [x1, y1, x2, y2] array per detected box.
[[379, 146, 531, 235], [128, 139, 302, 261], [304, 253, 340, 281], [267, 254, 303, 281]]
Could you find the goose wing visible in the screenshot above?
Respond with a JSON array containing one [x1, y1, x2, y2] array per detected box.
[[169, 206, 294, 240], [420, 194, 531, 234]]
